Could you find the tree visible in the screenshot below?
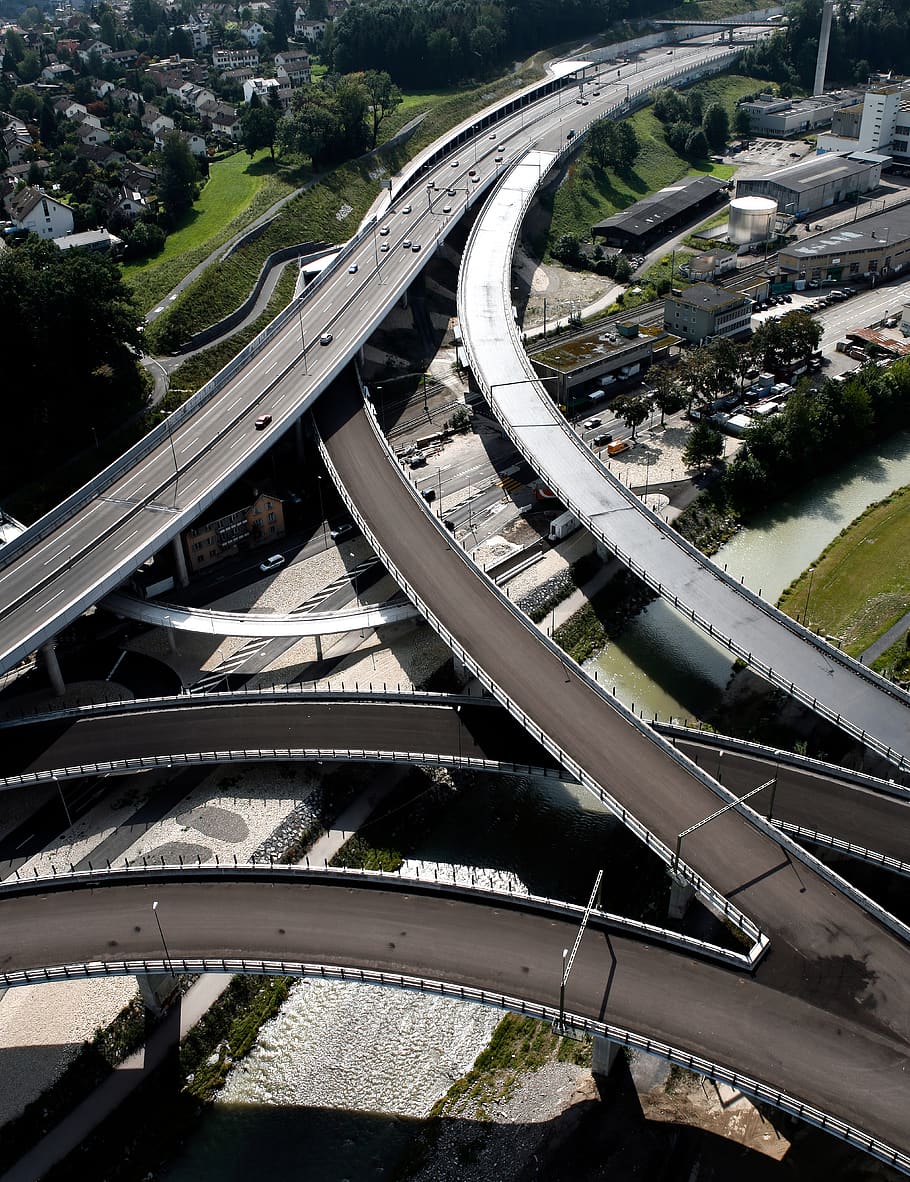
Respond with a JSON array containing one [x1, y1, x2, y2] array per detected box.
[[665, 120, 694, 155], [683, 421, 724, 469], [612, 394, 651, 439], [702, 102, 730, 152], [362, 69, 401, 148], [240, 101, 279, 157], [686, 90, 704, 125], [157, 131, 198, 222], [648, 365, 686, 426], [279, 87, 340, 165], [684, 127, 708, 159], [750, 310, 821, 371], [614, 122, 640, 169], [652, 87, 686, 124], [552, 232, 584, 266], [733, 107, 752, 140], [330, 72, 370, 155]]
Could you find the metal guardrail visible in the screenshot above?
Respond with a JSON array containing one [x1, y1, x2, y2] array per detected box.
[[772, 819, 910, 879], [318, 373, 768, 953], [455, 124, 910, 950], [0, 862, 762, 968], [0, 864, 904, 1175]]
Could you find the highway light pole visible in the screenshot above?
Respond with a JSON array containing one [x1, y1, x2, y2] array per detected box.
[[152, 900, 172, 971], [803, 565, 816, 627], [673, 779, 776, 874], [556, 870, 603, 1036], [52, 774, 73, 830]]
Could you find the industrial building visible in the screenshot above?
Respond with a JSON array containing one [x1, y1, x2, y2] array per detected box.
[[531, 324, 680, 404], [591, 175, 728, 251], [736, 92, 859, 138], [662, 283, 753, 344], [816, 81, 910, 166], [734, 151, 886, 218], [776, 204, 910, 286]]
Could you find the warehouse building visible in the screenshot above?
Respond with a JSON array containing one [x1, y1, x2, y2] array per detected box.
[[735, 151, 886, 217], [662, 283, 753, 344], [531, 324, 680, 405], [776, 204, 910, 286], [737, 91, 860, 138], [592, 174, 728, 251]]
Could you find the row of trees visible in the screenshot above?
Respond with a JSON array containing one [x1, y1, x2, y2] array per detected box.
[[603, 313, 824, 466], [651, 86, 743, 161], [740, 0, 909, 93], [0, 237, 146, 498], [587, 119, 640, 172]]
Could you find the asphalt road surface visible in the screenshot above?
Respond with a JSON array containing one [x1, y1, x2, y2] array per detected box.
[[1, 872, 909, 1159]]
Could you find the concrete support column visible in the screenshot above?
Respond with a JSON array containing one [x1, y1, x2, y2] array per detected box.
[[172, 535, 189, 589], [591, 1035, 621, 1078], [452, 653, 470, 688], [137, 971, 180, 1015], [314, 634, 323, 662], [166, 627, 178, 654], [41, 642, 65, 697], [668, 875, 695, 920], [295, 416, 305, 461]]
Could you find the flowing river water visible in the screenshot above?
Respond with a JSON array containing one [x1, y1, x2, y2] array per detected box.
[[165, 430, 910, 1181]]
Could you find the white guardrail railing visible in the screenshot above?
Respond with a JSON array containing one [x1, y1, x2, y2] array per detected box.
[[0, 872, 905, 1175], [450, 110, 910, 948]]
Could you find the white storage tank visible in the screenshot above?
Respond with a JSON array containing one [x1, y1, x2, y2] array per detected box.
[[728, 196, 778, 244]]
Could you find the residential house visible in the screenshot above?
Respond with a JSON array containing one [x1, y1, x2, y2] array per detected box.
[[54, 227, 123, 253], [108, 184, 149, 220], [183, 490, 286, 572], [53, 97, 87, 120], [75, 142, 127, 166], [7, 186, 75, 239], [179, 18, 210, 51], [212, 46, 259, 71], [76, 121, 111, 146], [274, 48, 310, 87], [155, 128, 207, 156], [3, 160, 49, 186], [242, 76, 280, 105], [0, 123, 32, 167], [175, 81, 216, 112], [107, 48, 138, 69], [93, 79, 116, 98], [293, 10, 325, 41], [41, 62, 74, 83], [77, 39, 113, 63], [141, 106, 175, 137], [240, 20, 266, 45], [203, 101, 241, 141], [122, 161, 158, 195]]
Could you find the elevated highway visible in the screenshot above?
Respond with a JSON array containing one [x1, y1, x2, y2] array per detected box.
[[0, 866, 908, 1173], [0, 40, 739, 678], [2, 693, 910, 876], [457, 150, 910, 769]]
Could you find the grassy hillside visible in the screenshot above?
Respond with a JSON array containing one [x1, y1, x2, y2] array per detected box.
[[539, 73, 766, 256]]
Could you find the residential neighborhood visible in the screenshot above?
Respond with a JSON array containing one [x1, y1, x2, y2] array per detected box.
[[0, 0, 340, 251]]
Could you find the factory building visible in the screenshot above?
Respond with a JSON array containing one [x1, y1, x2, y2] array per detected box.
[[776, 205, 910, 286], [734, 151, 886, 218]]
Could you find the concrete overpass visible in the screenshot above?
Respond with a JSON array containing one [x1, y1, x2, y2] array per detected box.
[[456, 149, 910, 771], [0, 866, 908, 1174], [2, 692, 909, 877]]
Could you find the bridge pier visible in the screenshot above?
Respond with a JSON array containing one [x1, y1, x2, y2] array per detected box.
[[41, 641, 65, 697], [315, 634, 323, 662], [295, 416, 305, 461], [172, 536, 189, 588], [166, 627, 178, 654], [137, 971, 181, 1015], [591, 1035, 621, 1078], [668, 875, 694, 921]]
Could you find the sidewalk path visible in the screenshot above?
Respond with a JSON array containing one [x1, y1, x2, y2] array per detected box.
[[861, 609, 910, 665]]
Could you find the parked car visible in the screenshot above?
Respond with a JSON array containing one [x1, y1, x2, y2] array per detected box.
[[594, 433, 613, 446], [329, 523, 353, 540], [421, 488, 436, 502], [584, 417, 602, 429], [259, 554, 285, 573]]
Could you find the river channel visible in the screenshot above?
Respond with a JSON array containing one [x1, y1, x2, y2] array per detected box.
[[165, 430, 910, 1181], [587, 429, 910, 722]]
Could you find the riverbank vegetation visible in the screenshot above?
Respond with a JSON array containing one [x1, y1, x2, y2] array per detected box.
[[777, 484, 910, 665]]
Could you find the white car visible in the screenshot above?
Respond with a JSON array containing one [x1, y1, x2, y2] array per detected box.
[[379, 226, 390, 236], [584, 418, 602, 429], [319, 332, 333, 345], [348, 263, 358, 274], [380, 242, 390, 252], [402, 204, 412, 214], [259, 554, 285, 573]]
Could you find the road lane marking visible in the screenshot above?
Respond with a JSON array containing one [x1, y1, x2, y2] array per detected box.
[[113, 529, 140, 551], [44, 545, 70, 566], [36, 590, 65, 612]]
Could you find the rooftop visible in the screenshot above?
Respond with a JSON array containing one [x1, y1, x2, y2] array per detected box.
[[740, 151, 884, 193], [534, 323, 677, 374], [784, 202, 910, 258], [593, 174, 727, 237], [668, 282, 749, 309]]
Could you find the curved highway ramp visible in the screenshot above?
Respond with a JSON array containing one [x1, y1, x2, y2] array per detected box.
[[1, 866, 909, 1173], [456, 151, 910, 770]]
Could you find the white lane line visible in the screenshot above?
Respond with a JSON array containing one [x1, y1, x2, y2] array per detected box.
[[44, 545, 70, 566], [183, 479, 197, 491], [36, 590, 65, 612], [113, 529, 140, 551], [265, 362, 278, 373]]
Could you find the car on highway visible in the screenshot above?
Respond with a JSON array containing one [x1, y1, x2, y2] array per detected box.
[[348, 263, 358, 274], [584, 417, 602, 429], [254, 414, 272, 430], [411, 243, 422, 252], [447, 187, 456, 196], [468, 169, 477, 176], [495, 154, 504, 161], [489, 132, 496, 139], [319, 332, 333, 345], [329, 523, 353, 540], [472, 174, 480, 182], [380, 242, 390, 252], [402, 204, 412, 213], [565, 131, 575, 140], [443, 204, 452, 213], [379, 226, 390, 236], [497, 144, 505, 151], [421, 488, 436, 502], [451, 160, 459, 167], [402, 239, 412, 248], [259, 554, 285, 573]]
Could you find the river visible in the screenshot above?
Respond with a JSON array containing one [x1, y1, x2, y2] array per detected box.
[[165, 430, 910, 1181], [587, 429, 910, 722]]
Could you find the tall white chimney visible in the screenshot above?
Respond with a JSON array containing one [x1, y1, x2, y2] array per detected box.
[[813, 0, 834, 97]]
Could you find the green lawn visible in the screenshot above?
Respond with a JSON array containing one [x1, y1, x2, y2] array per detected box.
[[123, 150, 295, 313], [777, 486, 910, 659]]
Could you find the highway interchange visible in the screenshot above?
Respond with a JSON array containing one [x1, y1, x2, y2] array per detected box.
[[2, 28, 910, 1168]]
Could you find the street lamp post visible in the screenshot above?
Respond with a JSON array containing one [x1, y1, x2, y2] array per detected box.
[[349, 552, 359, 605], [316, 472, 328, 548], [152, 900, 173, 970], [803, 565, 816, 627], [53, 774, 73, 830]]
